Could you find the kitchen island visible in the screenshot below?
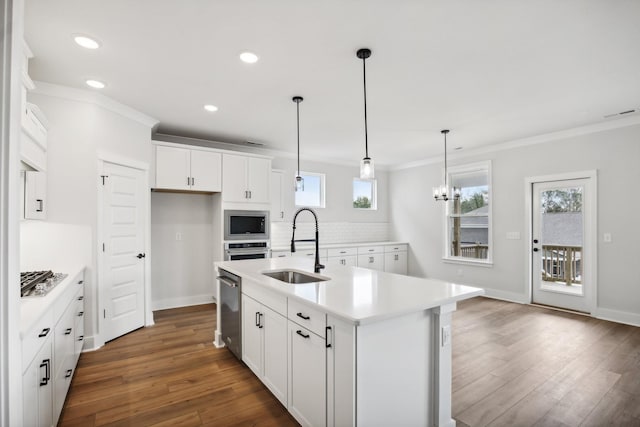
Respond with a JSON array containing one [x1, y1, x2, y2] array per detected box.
[[214, 257, 483, 427]]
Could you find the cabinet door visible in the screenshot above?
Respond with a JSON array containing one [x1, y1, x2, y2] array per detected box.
[[242, 295, 263, 377], [358, 253, 384, 271], [384, 251, 408, 274], [222, 153, 248, 202], [288, 323, 326, 427], [155, 145, 190, 190], [23, 337, 53, 427], [24, 170, 46, 220], [270, 170, 285, 221], [247, 157, 271, 203], [326, 255, 357, 268], [190, 150, 221, 192], [262, 306, 288, 406]]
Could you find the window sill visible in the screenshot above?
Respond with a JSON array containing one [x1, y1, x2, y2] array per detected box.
[[442, 257, 493, 268]]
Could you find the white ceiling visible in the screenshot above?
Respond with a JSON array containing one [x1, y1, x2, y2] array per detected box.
[[24, 0, 640, 167]]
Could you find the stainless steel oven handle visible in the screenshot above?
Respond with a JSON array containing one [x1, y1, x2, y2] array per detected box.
[[217, 276, 238, 288]]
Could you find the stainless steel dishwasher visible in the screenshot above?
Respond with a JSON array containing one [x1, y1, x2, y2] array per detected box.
[[218, 269, 241, 359]]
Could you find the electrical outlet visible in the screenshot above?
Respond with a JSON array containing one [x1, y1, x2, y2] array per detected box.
[[442, 325, 451, 347], [176, 232, 182, 241], [603, 233, 612, 243]]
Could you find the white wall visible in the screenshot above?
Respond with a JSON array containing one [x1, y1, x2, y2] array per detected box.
[[23, 86, 155, 347], [389, 123, 640, 324], [150, 192, 214, 310]]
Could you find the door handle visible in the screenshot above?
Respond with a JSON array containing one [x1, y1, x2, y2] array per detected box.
[[533, 239, 539, 244], [136, 253, 146, 259], [217, 276, 238, 288], [533, 248, 539, 252]]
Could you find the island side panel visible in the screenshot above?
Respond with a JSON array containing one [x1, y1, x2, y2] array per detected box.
[[214, 272, 224, 347], [434, 302, 456, 427], [356, 309, 433, 427]]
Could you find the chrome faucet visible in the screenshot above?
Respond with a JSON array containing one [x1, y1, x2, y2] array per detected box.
[[291, 207, 324, 273]]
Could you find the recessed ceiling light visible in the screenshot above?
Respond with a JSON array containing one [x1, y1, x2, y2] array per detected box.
[[239, 52, 259, 64], [204, 104, 218, 112], [73, 35, 101, 49], [86, 79, 106, 89]]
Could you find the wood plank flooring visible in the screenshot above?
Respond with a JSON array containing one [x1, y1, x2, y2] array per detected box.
[[58, 298, 640, 427]]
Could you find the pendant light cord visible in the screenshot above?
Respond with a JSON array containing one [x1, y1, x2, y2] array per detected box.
[[296, 100, 301, 176], [362, 56, 369, 158], [444, 131, 447, 189]]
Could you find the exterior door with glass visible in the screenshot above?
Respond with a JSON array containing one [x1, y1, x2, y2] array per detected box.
[[531, 178, 594, 313]]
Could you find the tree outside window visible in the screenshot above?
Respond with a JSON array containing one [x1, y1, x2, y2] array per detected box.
[[353, 179, 376, 209]]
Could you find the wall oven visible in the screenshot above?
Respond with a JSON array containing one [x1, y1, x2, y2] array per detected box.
[[224, 241, 270, 261], [224, 210, 269, 241]]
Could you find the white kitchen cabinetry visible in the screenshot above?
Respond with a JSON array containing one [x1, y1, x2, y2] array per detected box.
[[326, 247, 357, 268], [21, 269, 85, 426], [241, 293, 288, 406], [384, 244, 408, 275], [222, 154, 271, 204], [271, 250, 289, 259], [357, 245, 385, 271], [155, 144, 222, 192], [20, 42, 49, 172], [326, 315, 356, 427], [291, 248, 328, 266], [22, 318, 54, 427], [288, 311, 326, 427], [270, 170, 285, 221], [23, 170, 47, 220]]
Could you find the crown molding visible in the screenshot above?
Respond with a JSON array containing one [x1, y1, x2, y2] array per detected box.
[[32, 81, 159, 129], [391, 115, 640, 171]]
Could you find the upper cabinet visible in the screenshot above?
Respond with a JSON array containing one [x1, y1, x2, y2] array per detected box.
[[23, 171, 47, 220], [270, 170, 285, 221], [20, 42, 48, 172], [154, 144, 221, 192], [222, 153, 270, 204]]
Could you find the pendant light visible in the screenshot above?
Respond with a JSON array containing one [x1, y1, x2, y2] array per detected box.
[[433, 129, 461, 201], [293, 96, 304, 191], [357, 48, 374, 179]]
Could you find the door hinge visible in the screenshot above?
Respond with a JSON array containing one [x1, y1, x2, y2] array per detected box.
[[100, 175, 109, 185]]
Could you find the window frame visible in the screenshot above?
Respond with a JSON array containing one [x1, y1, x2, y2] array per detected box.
[[442, 160, 493, 266], [294, 171, 326, 208], [352, 178, 377, 210]]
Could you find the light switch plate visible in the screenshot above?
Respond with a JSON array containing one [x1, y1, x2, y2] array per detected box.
[[603, 233, 612, 243]]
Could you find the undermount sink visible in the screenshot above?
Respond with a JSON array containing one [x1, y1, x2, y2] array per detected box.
[[262, 269, 329, 284]]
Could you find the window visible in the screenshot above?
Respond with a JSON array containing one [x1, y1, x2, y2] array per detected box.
[[294, 172, 325, 208], [353, 179, 376, 209], [444, 161, 492, 264]]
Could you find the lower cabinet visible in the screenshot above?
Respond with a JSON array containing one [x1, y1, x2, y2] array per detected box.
[[242, 294, 288, 405], [287, 322, 326, 427], [21, 269, 85, 427], [22, 334, 53, 427], [384, 245, 408, 274]]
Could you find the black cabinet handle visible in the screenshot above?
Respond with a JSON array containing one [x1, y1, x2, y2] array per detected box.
[[78, 311, 84, 317], [258, 313, 263, 329], [38, 328, 50, 338], [136, 253, 146, 259], [326, 326, 332, 348], [39, 359, 50, 386], [65, 328, 72, 335], [78, 280, 84, 285], [36, 199, 43, 212], [296, 330, 310, 339], [255, 312, 260, 327], [65, 369, 73, 378], [77, 296, 84, 301], [296, 312, 310, 320], [78, 335, 84, 341]]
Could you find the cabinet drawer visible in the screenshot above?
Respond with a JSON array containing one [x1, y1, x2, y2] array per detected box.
[[384, 244, 407, 253], [271, 250, 290, 259], [291, 248, 328, 259], [327, 247, 357, 257], [357, 245, 384, 255], [288, 299, 326, 337], [21, 310, 54, 373]]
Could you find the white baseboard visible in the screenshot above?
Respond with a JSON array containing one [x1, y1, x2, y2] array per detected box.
[[481, 287, 528, 304], [594, 307, 640, 327], [151, 294, 215, 311], [81, 335, 101, 352]]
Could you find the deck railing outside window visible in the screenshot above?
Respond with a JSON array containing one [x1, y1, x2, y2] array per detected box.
[[541, 245, 582, 285]]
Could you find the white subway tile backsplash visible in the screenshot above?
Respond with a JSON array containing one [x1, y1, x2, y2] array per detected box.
[[271, 221, 389, 249]]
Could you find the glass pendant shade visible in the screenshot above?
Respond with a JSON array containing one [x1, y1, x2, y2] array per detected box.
[[360, 157, 374, 179], [295, 175, 304, 192]]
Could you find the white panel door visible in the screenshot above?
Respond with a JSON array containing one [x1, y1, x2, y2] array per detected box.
[[247, 157, 270, 203], [531, 178, 594, 313], [241, 295, 262, 376], [270, 170, 285, 221], [262, 306, 288, 406], [102, 162, 146, 342]]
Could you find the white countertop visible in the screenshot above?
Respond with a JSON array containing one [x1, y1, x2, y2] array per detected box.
[[271, 240, 408, 252], [215, 258, 483, 325], [20, 265, 84, 338]]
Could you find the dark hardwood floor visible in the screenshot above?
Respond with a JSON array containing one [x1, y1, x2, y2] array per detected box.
[[58, 298, 640, 426]]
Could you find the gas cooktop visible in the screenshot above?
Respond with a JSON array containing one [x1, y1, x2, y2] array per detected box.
[[20, 270, 68, 297]]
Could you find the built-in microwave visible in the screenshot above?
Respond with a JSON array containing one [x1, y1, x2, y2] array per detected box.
[[224, 210, 270, 241]]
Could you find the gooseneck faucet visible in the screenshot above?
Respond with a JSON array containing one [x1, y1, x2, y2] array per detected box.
[[291, 207, 324, 273]]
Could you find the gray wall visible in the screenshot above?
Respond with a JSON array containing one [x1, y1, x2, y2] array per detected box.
[[389, 123, 640, 320]]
